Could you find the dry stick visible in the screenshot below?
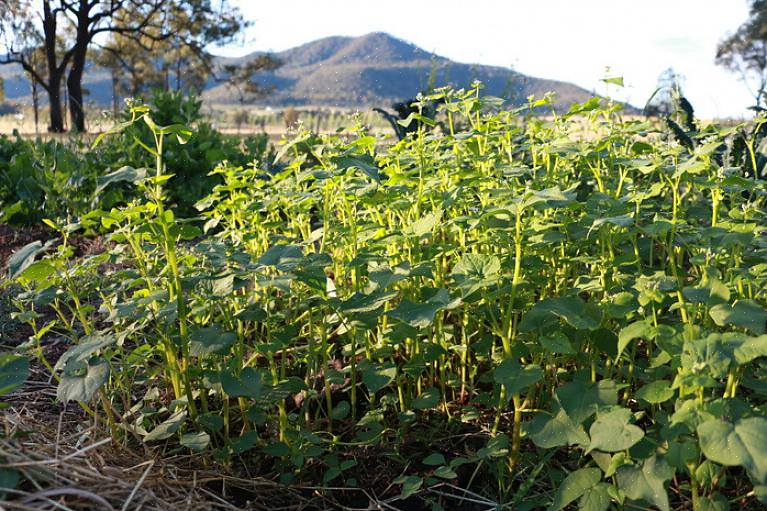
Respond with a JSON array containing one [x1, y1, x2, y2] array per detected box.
[[1, 437, 112, 468], [20, 488, 115, 510], [121, 459, 155, 511], [0, 488, 77, 511]]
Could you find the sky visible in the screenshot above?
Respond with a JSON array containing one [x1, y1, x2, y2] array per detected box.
[[216, 0, 755, 119]]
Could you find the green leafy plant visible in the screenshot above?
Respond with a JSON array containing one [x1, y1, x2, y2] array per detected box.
[[8, 83, 767, 509]]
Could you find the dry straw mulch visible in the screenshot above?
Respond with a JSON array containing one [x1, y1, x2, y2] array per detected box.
[[0, 364, 315, 511]]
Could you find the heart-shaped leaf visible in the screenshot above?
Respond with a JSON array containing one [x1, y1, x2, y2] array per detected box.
[[635, 380, 674, 404], [57, 358, 110, 402], [144, 410, 187, 442], [411, 388, 441, 410], [359, 360, 397, 393], [181, 431, 210, 452], [493, 359, 543, 395], [529, 405, 590, 448], [221, 367, 263, 398], [616, 455, 672, 511], [710, 300, 767, 334], [547, 467, 601, 511], [698, 416, 767, 483], [588, 408, 644, 453], [189, 326, 236, 356]]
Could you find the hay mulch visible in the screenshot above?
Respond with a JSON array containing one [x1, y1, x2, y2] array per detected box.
[[0, 364, 319, 511], [0, 370, 495, 511]]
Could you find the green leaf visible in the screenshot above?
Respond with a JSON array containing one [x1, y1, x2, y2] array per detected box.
[[519, 296, 601, 332], [54, 334, 116, 373], [681, 334, 733, 378], [331, 400, 350, 420], [547, 467, 601, 511], [0, 355, 29, 395], [407, 209, 443, 237], [697, 494, 730, 511], [579, 482, 612, 511], [18, 260, 55, 282], [263, 441, 291, 457], [731, 334, 767, 365], [529, 405, 590, 448], [697, 417, 767, 483], [359, 360, 397, 393], [587, 408, 644, 453], [95, 166, 147, 195], [411, 388, 441, 410], [602, 76, 624, 87], [340, 290, 398, 315], [197, 413, 224, 432], [539, 331, 576, 354], [57, 358, 109, 402], [231, 431, 258, 454], [180, 431, 210, 452], [235, 303, 267, 322], [423, 453, 446, 466], [521, 186, 576, 210], [616, 455, 672, 511], [617, 321, 653, 360], [434, 466, 458, 479], [221, 367, 263, 398], [710, 300, 767, 334], [258, 244, 303, 268], [493, 359, 543, 395], [8, 240, 44, 279], [144, 411, 187, 442], [399, 475, 423, 499], [682, 279, 730, 306], [635, 380, 674, 404], [451, 253, 501, 296], [332, 154, 380, 182], [557, 380, 618, 424], [323, 467, 342, 483], [477, 434, 510, 459], [189, 326, 236, 356], [389, 288, 460, 329]]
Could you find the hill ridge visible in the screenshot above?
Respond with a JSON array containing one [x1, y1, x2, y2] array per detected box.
[[1, 32, 606, 111]]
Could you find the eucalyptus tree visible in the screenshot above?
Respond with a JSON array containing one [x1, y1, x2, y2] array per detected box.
[[717, 0, 767, 108], [0, 0, 247, 133]]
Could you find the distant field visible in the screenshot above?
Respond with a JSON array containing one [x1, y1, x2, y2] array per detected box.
[[0, 103, 396, 139]]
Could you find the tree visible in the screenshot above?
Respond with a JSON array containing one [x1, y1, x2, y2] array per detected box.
[[223, 55, 282, 105], [716, 0, 767, 108], [0, 1, 247, 133]]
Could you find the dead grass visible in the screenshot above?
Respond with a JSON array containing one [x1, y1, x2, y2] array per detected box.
[[0, 372, 314, 510]]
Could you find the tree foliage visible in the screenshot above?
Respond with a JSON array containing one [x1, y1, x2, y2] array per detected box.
[[0, 0, 249, 132], [716, 0, 767, 107]]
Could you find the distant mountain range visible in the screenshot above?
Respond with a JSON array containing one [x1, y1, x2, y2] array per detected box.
[[1, 32, 613, 111]]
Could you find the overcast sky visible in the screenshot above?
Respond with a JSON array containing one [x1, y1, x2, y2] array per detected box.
[[218, 0, 753, 119]]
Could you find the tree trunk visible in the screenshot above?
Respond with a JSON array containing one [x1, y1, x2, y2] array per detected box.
[[67, 60, 86, 132], [42, 0, 65, 133], [48, 73, 65, 132], [66, 1, 90, 133], [31, 80, 39, 134]]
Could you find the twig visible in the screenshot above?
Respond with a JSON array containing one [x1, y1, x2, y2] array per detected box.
[[121, 459, 155, 511]]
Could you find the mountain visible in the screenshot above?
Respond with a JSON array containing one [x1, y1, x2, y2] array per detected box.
[[206, 32, 600, 109], [1, 32, 604, 111]]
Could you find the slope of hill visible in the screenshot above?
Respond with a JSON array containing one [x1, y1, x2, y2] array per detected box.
[[2, 32, 606, 111], [206, 32, 600, 109]]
